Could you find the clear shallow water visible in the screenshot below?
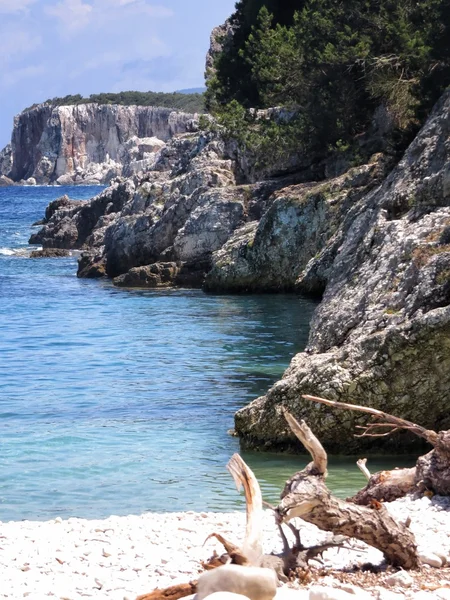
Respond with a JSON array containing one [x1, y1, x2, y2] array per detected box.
[[0, 187, 416, 521]]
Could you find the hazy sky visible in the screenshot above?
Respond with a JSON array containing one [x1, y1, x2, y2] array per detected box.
[[0, 0, 236, 146]]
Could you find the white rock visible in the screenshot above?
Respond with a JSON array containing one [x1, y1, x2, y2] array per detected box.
[[203, 593, 250, 600], [375, 590, 406, 600], [309, 587, 370, 600], [419, 552, 443, 568], [275, 588, 309, 600], [196, 565, 277, 600], [384, 570, 414, 588]]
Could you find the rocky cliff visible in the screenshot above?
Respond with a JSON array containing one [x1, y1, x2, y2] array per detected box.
[[2, 104, 199, 185], [235, 90, 450, 453], [28, 89, 450, 452]]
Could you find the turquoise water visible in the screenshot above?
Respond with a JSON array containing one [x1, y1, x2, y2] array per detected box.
[[0, 186, 324, 521]]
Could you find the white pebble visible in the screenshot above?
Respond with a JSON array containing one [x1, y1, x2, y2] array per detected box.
[[419, 552, 443, 568], [384, 570, 413, 588]]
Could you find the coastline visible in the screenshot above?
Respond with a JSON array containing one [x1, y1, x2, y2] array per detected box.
[[1, 497, 450, 600]]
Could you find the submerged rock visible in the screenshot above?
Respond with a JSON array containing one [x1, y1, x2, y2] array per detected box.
[[30, 248, 70, 258]]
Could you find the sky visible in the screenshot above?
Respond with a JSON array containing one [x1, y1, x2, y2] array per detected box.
[[0, 0, 237, 147]]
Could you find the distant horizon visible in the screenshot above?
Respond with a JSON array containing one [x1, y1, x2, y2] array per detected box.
[[0, 1, 235, 146]]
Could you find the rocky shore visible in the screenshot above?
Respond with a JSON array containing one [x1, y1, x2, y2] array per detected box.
[[23, 87, 450, 453], [1, 496, 450, 600]]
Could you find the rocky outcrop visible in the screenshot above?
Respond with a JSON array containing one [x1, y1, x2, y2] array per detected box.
[[205, 20, 234, 81], [2, 104, 199, 185], [205, 157, 387, 292], [0, 143, 12, 177], [0, 175, 14, 187], [30, 248, 70, 258], [235, 90, 450, 453], [29, 131, 257, 285]]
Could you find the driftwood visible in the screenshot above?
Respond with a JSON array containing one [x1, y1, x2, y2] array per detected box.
[[303, 394, 450, 498], [137, 396, 450, 598], [276, 409, 419, 569], [136, 582, 197, 600]]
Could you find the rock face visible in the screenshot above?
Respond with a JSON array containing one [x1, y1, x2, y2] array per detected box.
[[205, 158, 387, 292], [205, 20, 234, 82], [2, 104, 199, 185], [0, 143, 12, 177], [235, 90, 450, 453]]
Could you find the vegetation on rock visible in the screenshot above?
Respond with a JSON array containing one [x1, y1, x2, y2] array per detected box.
[[25, 90, 205, 114], [206, 0, 450, 170]]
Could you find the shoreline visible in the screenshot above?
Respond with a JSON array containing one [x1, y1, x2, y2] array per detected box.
[[1, 496, 450, 600]]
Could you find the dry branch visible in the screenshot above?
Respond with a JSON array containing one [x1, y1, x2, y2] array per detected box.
[[302, 394, 438, 445], [302, 394, 450, 496], [136, 582, 197, 600], [227, 453, 264, 565], [276, 411, 419, 569], [357, 458, 371, 481]]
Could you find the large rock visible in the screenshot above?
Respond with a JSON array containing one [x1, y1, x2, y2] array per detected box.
[[205, 158, 386, 292], [205, 20, 235, 82], [7, 103, 199, 185], [0, 175, 14, 186], [235, 90, 450, 452]]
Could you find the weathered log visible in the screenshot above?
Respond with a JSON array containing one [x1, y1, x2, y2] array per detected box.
[[220, 453, 348, 580], [276, 411, 420, 569], [350, 466, 417, 505], [303, 394, 450, 497]]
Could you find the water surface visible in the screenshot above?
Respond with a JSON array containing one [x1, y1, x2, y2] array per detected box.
[[0, 186, 323, 520]]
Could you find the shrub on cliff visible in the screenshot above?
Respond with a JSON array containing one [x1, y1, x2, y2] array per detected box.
[[26, 91, 205, 114]]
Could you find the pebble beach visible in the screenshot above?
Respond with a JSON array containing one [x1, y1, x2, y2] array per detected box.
[[1, 495, 450, 600]]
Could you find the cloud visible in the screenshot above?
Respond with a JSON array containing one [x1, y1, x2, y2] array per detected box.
[[45, 0, 93, 31], [0, 30, 42, 65], [122, 56, 182, 82], [100, 0, 173, 18], [0, 0, 35, 13], [0, 64, 46, 88], [45, 0, 172, 33]]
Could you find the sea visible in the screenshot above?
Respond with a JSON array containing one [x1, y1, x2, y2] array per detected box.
[[0, 186, 415, 522]]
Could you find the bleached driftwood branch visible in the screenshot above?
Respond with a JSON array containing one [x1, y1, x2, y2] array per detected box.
[[276, 411, 419, 569]]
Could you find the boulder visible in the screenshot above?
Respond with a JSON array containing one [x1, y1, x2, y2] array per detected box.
[[0, 175, 14, 187]]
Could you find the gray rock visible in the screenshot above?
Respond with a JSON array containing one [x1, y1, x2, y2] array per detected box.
[[0, 174, 14, 186], [418, 551, 443, 568], [30, 248, 70, 258], [206, 159, 385, 291], [384, 571, 413, 588]]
